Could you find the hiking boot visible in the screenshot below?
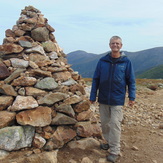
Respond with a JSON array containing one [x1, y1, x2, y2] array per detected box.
[[107, 154, 119, 163], [100, 143, 109, 150]]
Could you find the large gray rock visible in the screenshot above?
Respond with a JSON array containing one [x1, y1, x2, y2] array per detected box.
[[10, 58, 29, 68], [35, 77, 58, 90], [38, 92, 68, 105], [31, 27, 49, 42], [0, 126, 35, 151], [18, 40, 32, 48]]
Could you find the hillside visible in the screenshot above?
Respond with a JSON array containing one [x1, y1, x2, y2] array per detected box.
[[137, 64, 163, 79], [67, 50, 106, 77], [67, 47, 163, 78]]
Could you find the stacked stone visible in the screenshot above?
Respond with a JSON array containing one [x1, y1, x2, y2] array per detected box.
[[0, 6, 101, 152]]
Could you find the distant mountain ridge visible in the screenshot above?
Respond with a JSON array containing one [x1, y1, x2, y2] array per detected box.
[[67, 47, 163, 79], [136, 64, 163, 79]]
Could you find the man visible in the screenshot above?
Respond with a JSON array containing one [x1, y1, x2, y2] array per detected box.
[[90, 36, 136, 162]]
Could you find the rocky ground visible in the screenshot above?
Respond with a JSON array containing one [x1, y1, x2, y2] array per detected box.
[[57, 81, 163, 163], [1, 79, 163, 163]]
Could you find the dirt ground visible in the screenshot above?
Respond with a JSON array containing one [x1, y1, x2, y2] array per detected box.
[[57, 84, 163, 163]]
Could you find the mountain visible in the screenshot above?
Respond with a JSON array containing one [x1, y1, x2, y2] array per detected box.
[[67, 50, 107, 77], [136, 64, 163, 79], [67, 47, 163, 78]]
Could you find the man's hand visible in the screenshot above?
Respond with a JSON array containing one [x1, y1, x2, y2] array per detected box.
[[90, 100, 95, 104], [128, 100, 135, 107]]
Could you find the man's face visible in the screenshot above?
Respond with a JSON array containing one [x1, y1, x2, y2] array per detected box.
[[109, 39, 122, 52]]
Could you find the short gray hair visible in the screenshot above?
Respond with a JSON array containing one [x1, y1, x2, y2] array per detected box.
[[110, 36, 122, 43]]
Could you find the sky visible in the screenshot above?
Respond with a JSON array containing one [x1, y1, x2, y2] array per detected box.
[[0, 0, 163, 54]]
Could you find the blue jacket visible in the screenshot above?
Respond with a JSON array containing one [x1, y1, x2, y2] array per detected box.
[[90, 52, 136, 105]]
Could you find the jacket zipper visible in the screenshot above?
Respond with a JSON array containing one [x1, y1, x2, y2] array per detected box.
[[108, 63, 117, 104], [108, 63, 114, 104]]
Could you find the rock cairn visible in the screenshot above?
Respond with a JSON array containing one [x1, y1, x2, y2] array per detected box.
[[0, 6, 101, 152]]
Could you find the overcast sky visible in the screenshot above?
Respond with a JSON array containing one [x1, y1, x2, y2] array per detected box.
[[0, 0, 163, 54]]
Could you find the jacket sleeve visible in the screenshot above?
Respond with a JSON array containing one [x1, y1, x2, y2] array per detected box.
[[90, 61, 101, 101], [126, 60, 136, 101]]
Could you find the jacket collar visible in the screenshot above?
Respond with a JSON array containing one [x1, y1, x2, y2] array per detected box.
[[101, 51, 126, 63]]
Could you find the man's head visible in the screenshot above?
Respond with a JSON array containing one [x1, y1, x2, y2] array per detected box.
[[109, 36, 123, 53]]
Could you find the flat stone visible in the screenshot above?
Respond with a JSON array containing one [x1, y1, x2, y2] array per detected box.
[[10, 58, 29, 68], [0, 43, 23, 55], [64, 95, 82, 105], [0, 111, 16, 129], [75, 121, 102, 138], [32, 69, 52, 77], [4, 68, 26, 84], [55, 104, 75, 118], [47, 67, 67, 73], [29, 53, 49, 63], [73, 100, 90, 113], [38, 92, 68, 106], [47, 51, 58, 60], [35, 77, 58, 90], [25, 45, 46, 56], [51, 113, 77, 125], [16, 106, 52, 127], [0, 84, 17, 96], [10, 95, 38, 111], [68, 137, 100, 150], [25, 87, 47, 97], [11, 76, 37, 86], [62, 78, 77, 86], [52, 71, 71, 82], [29, 61, 39, 69], [18, 40, 32, 48], [0, 96, 14, 111], [76, 109, 93, 121]]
